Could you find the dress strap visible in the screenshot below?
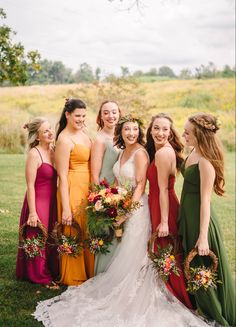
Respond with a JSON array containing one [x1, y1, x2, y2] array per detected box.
[[35, 147, 43, 163], [132, 147, 150, 163]]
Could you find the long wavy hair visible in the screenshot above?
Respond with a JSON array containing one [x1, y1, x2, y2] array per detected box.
[[23, 117, 48, 150], [113, 115, 145, 149], [188, 113, 225, 196], [96, 100, 121, 131], [145, 113, 184, 172], [56, 98, 86, 140]]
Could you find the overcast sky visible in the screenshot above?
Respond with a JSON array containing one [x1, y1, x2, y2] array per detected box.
[[1, 0, 235, 75]]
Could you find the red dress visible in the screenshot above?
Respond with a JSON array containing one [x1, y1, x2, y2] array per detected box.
[[147, 160, 193, 309]]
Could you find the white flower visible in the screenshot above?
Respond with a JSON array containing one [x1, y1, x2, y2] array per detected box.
[[94, 200, 104, 211]]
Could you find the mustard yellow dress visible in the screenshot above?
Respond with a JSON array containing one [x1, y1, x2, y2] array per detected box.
[[58, 143, 94, 285]]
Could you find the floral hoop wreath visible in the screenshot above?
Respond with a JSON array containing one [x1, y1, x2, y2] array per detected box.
[[184, 248, 218, 281], [19, 221, 48, 245], [51, 220, 82, 244], [117, 114, 144, 128], [148, 231, 180, 260]]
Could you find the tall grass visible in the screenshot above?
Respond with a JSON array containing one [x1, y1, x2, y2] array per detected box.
[[0, 79, 235, 153]]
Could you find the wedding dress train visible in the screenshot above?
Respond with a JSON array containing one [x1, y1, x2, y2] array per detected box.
[[34, 149, 212, 327]]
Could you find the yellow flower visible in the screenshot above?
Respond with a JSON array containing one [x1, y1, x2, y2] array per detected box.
[[98, 189, 107, 196], [98, 239, 104, 246], [63, 242, 68, 248], [170, 255, 175, 260]]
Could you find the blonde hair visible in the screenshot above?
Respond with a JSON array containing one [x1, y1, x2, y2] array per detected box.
[[24, 117, 48, 149], [188, 113, 225, 196]]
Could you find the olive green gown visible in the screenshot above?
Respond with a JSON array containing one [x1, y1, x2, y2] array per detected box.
[[94, 140, 119, 275], [178, 163, 235, 327]]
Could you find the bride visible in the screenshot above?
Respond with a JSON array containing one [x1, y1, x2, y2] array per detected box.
[[34, 115, 211, 327]]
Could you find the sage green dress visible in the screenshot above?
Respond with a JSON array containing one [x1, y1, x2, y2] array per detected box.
[[178, 163, 235, 327], [94, 140, 119, 275]]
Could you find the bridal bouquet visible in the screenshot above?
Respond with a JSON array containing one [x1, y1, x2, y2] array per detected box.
[[21, 235, 45, 259], [86, 179, 141, 253], [186, 266, 222, 293], [151, 244, 180, 282]]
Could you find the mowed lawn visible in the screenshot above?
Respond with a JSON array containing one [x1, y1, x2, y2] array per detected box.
[[0, 152, 235, 326]]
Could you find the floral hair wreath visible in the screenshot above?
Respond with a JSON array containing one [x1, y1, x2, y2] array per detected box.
[[117, 114, 144, 128], [191, 116, 221, 133]]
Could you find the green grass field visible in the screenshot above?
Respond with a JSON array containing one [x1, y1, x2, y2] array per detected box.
[[0, 152, 235, 326]]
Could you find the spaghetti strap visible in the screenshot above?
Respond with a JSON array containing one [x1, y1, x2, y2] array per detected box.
[[35, 147, 43, 163]]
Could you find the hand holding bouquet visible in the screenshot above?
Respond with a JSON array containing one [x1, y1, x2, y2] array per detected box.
[[148, 232, 180, 282], [86, 179, 141, 252]]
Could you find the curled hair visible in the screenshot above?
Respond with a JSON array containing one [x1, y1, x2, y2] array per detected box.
[[56, 98, 86, 140], [145, 113, 184, 172], [113, 115, 145, 149], [96, 100, 121, 131], [188, 113, 225, 196], [24, 117, 48, 149]]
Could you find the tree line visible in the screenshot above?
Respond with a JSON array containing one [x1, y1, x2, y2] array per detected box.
[[1, 8, 235, 86]]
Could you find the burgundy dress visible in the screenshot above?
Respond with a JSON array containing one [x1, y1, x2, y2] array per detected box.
[[147, 160, 193, 309], [16, 151, 59, 284]]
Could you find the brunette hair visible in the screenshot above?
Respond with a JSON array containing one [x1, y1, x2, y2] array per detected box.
[[145, 113, 184, 172], [113, 115, 145, 149], [96, 100, 121, 130], [188, 113, 225, 196], [23, 117, 48, 149], [56, 98, 86, 140]]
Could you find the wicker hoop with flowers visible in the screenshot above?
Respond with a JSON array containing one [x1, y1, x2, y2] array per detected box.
[[51, 220, 83, 257], [19, 221, 48, 259], [148, 231, 180, 282], [184, 248, 221, 293]]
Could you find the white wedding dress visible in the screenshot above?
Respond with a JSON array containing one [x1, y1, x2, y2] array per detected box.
[[34, 148, 212, 327]]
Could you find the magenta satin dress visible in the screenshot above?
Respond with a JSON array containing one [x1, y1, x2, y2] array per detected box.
[[16, 155, 59, 285]]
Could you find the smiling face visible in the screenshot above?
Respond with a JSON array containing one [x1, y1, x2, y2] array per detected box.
[[66, 108, 86, 130], [182, 120, 197, 147], [101, 102, 120, 129], [121, 121, 139, 147], [37, 121, 54, 144], [151, 117, 171, 149]]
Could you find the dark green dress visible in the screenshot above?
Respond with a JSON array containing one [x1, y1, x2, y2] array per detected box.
[[178, 163, 236, 327]]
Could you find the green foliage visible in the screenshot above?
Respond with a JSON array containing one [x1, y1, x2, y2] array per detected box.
[[0, 8, 40, 86], [74, 62, 95, 83], [27, 59, 75, 85], [158, 66, 176, 78]]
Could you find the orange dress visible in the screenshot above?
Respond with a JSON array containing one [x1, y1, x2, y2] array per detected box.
[[57, 143, 94, 285]]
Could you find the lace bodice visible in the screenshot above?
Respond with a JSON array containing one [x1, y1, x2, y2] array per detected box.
[[113, 148, 147, 188]]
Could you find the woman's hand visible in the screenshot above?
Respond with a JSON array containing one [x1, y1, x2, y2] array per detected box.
[[195, 237, 209, 256], [27, 212, 40, 227], [156, 222, 169, 237], [113, 215, 127, 227], [62, 210, 72, 226]]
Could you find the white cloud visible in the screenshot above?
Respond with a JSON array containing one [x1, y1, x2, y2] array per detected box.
[[1, 0, 235, 74]]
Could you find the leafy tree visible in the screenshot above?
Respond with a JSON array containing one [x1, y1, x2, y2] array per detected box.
[[74, 62, 95, 83], [27, 59, 74, 85], [179, 68, 193, 80], [146, 67, 158, 76], [195, 62, 217, 79], [221, 65, 235, 78], [95, 67, 101, 81], [0, 8, 40, 85], [158, 66, 176, 78], [120, 66, 130, 78]]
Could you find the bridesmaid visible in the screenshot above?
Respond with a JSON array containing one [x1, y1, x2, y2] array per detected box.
[[91, 101, 121, 275], [179, 113, 235, 326], [16, 117, 59, 287], [146, 113, 193, 309], [55, 98, 94, 286]]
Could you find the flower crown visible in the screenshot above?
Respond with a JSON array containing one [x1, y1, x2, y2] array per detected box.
[[118, 115, 144, 128], [191, 116, 220, 133]]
